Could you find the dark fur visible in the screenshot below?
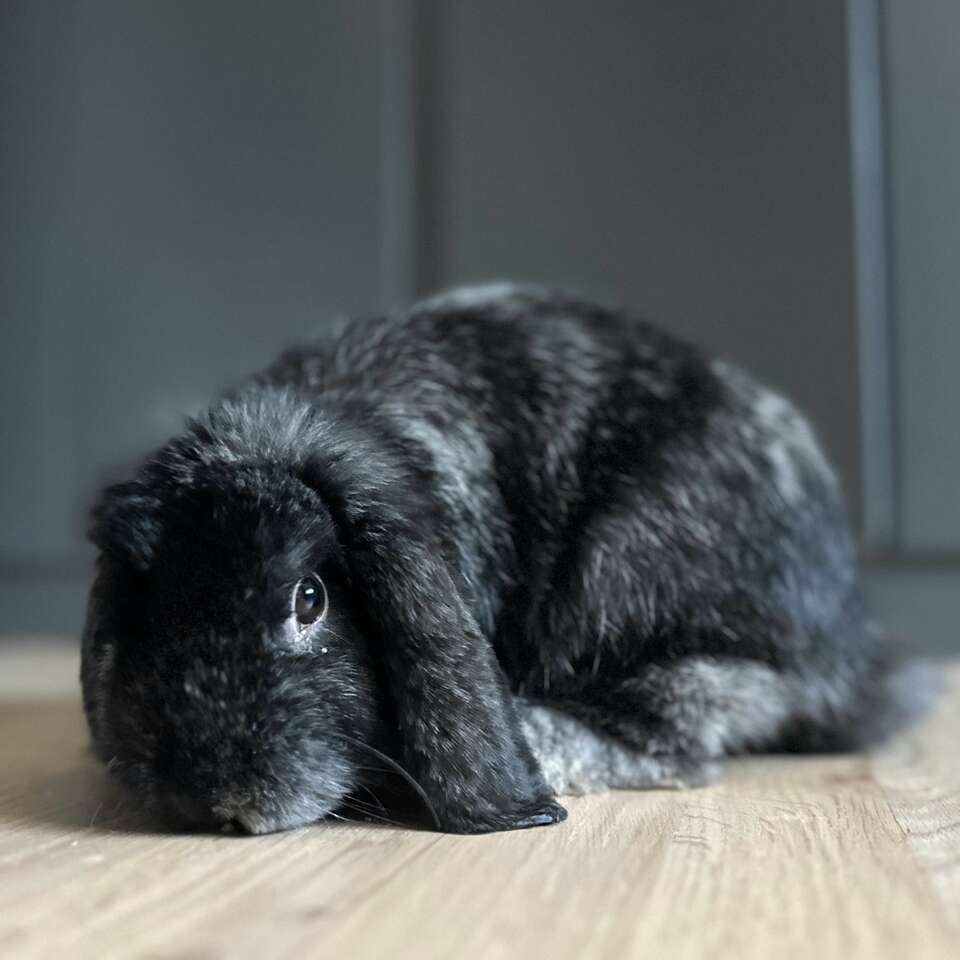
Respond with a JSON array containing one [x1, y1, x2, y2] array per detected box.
[[81, 284, 924, 834]]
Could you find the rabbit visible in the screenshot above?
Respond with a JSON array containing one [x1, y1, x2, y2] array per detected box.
[[80, 282, 927, 835]]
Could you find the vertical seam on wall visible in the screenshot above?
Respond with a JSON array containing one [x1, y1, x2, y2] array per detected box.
[[875, 0, 903, 554], [847, 0, 899, 555], [378, 0, 419, 309], [412, 0, 443, 297]]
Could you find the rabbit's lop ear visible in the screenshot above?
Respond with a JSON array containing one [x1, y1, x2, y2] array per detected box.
[[355, 539, 565, 833], [304, 448, 565, 833]]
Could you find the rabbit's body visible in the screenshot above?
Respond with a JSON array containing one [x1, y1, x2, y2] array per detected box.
[[82, 284, 919, 833], [257, 284, 909, 794]]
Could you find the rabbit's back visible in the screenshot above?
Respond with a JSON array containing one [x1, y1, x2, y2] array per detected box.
[[259, 285, 862, 684]]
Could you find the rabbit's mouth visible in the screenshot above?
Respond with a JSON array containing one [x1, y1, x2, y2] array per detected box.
[[208, 792, 337, 835], [156, 759, 351, 835]]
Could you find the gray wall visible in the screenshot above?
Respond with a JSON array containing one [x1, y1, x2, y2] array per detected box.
[[0, 1, 957, 650], [883, 0, 960, 552], [1, 1, 388, 630]]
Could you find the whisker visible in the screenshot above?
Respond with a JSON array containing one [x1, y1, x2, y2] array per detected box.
[[351, 764, 398, 777], [343, 796, 388, 816], [340, 801, 405, 829], [330, 733, 441, 829], [354, 782, 388, 812]]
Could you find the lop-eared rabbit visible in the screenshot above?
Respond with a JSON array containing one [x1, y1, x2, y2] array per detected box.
[[82, 284, 924, 834]]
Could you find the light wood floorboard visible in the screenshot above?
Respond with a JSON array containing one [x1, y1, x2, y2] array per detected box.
[[1, 643, 957, 959]]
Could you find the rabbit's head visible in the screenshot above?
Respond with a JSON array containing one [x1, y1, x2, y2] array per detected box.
[[83, 454, 382, 834], [81, 389, 563, 835]]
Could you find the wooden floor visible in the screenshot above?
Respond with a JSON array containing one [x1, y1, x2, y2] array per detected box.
[[1, 643, 958, 959]]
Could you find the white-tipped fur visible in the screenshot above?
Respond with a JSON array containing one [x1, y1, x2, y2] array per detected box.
[[711, 358, 836, 505], [522, 704, 706, 795], [415, 281, 535, 313], [522, 657, 801, 795]]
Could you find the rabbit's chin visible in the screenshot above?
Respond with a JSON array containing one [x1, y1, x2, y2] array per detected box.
[[151, 757, 355, 835], [210, 793, 340, 835]]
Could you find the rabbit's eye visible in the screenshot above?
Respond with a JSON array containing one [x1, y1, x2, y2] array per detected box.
[[293, 575, 327, 627]]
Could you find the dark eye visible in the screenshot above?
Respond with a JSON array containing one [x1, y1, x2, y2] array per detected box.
[[293, 574, 327, 627]]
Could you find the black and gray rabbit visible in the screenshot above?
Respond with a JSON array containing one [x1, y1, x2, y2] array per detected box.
[[81, 284, 925, 834]]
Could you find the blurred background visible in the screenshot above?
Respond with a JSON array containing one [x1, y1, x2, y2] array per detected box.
[[0, 1, 956, 651]]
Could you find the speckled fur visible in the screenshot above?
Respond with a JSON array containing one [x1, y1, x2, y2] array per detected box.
[[81, 283, 927, 834]]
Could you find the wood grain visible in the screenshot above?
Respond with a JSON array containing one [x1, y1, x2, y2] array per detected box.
[[0, 644, 957, 959], [871, 668, 960, 925]]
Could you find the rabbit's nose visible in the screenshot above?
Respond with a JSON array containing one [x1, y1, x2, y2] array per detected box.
[[222, 809, 271, 835], [165, 792, 264, 834]]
